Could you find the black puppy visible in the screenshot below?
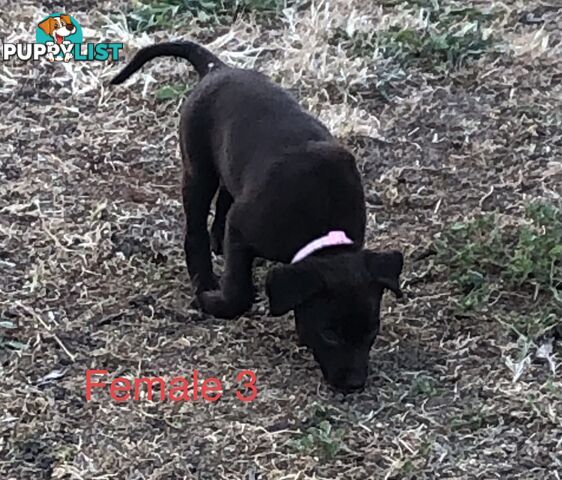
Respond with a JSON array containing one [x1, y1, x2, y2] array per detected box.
[[111, 41, 404, 392]]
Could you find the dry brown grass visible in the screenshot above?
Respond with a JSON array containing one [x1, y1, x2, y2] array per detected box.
[[1, 0, 561, 479]]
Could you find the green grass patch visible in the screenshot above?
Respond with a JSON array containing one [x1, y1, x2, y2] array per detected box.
[[390, 26, 491, 70], [288, 419, 344, 459], [411, 374, 440, 397], [155, 83, 189, 101], [127, 0, 293, 32], [331, 4, 496, 71], [450, 406, 487, 432], [501, 311, 559, 341], [288, 403, 345, 459], [435, 201, 561, 339]]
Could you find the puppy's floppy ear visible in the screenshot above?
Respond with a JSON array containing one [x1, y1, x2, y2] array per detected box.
[[38, 17, 55, 35], [266, 263, 324, 316], [60, 15, 73, 27], [363, 250, 404, 298]]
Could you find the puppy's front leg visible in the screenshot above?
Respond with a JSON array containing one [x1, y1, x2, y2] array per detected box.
[[199, 215, 254, 319]]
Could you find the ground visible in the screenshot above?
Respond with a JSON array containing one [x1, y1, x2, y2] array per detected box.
[[1, 0, 561, 479]]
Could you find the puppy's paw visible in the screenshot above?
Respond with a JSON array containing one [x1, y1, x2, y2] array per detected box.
[[198, 290, 250, 320], [198, 290, 231, 319]]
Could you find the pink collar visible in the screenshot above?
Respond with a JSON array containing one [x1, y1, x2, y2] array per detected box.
[[291, 230, 354, 263]]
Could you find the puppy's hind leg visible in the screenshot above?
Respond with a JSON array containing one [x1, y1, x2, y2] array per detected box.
[[210, 187, 233, 255], [182, 167, 219, 295], [181, 128, 220, 295]]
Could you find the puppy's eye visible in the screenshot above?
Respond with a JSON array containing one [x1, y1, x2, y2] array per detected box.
[[321, 328, 341, 346]]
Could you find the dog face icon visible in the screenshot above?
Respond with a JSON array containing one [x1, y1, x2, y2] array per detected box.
[[38, 15, 76, 45]]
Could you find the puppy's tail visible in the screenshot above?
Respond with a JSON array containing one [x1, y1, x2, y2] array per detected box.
[[110, 40, 226, 85]]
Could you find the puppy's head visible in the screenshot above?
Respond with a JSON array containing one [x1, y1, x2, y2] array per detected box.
[[266, 250, 403, 393], [38, 15, 76, 43]]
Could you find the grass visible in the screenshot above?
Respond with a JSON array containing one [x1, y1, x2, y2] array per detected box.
[[503, 311, 559, 342], [155, 82, 189, 100], [410, 374, 439, 397], [0, 337, 26, 350], [450, 406, 487, 432], [288, 404, 345, 459], [288, 420, 344, 459], [0, 320, 26, 350], [435, 201, 562, 339], [332, 4, 496, 71], [126, 0, 293, 32]]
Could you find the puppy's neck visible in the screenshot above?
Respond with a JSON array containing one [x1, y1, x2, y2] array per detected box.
[[306, 243, 358, 259], [291, 230, 357, 263]]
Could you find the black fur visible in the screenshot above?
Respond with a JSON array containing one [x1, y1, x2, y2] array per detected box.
[[111, 41, 404, 392]]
